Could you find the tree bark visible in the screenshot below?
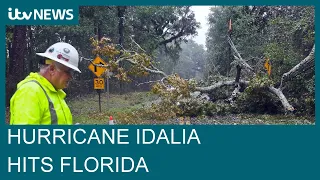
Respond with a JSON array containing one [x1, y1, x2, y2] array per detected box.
[[268, 86, 294, 111], [195, 80, 249, 93], [6, 25, 27, 106]]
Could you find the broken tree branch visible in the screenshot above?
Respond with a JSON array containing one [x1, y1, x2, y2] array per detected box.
[[279, 44, 315, 90], [195, 80, 249, 93], [130, 36, 146, 53], [268, 86, 294, 111], [227, 35, 254, 72], [118, 57, 168, 77], [114, 40, 168, 77]]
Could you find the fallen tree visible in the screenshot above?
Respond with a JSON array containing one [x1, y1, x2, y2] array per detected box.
[[194, 36, 314, 112], [85, 36, 314, 116]]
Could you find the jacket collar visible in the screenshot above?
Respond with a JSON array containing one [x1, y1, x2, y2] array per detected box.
[[36, 73, 67, 99]]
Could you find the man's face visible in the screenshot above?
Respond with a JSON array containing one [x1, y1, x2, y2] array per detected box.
[[52, 63, 73, 89]]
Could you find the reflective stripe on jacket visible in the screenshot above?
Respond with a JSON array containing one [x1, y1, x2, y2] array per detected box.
[[10, 72, 73, 125]]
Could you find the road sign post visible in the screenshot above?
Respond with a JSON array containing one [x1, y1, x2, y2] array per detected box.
[[98, 89, 101, 113], [88, 56, 108, 113]]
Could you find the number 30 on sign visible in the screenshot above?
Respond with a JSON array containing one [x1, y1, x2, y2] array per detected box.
[[94, 78, 105, 89]]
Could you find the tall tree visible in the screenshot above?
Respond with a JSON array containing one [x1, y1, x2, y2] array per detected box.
[[6, 25, 28, 106], [127, 6, 200, 56], [118, 6, 127, 94]]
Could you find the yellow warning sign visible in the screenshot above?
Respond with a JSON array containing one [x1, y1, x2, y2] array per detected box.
[[264, 57, 271, 76], [94, 78, 105, 89], [88, 56, 107, 77]]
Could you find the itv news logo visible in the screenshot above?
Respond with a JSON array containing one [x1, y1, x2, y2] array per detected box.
[[8, 8, 74, 21]]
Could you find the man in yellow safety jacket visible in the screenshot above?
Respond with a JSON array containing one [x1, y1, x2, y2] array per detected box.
[[10, 42, 81, 125]]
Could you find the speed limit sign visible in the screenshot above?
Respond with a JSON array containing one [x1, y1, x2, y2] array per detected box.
[[94, 78, 105, 89]]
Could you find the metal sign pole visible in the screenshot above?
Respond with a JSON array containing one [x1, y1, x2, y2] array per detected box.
[[87, 56, 109, 113], [98, 89, 101, 113]]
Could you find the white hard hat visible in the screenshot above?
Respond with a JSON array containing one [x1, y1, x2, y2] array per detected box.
[[36, 42, 81, 73]]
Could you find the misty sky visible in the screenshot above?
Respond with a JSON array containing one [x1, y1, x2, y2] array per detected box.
[[190, 6, 212, 47]]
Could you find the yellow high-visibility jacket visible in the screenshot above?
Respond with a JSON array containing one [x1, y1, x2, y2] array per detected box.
[[10, 72, 72, 125]]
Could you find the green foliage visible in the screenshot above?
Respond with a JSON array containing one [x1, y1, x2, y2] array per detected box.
[[128, 6, 199, 53], [152, 74, 194, 99], [206, 7, 233, 76], [6, 6, 315, 117], [285, 74, 315, 116], [264, 43, 300, 82], [6, 6, 200, 99], [245, 74, 274, 92], [236, 91, 281, 114], [202, 102, 234, 116], [89, 37, 155, 82], [235, 75, 280, 114], [206, 6, 314, 76], [149, 74, 200, 119], [127, 6, 200, 73], [60, 91, 315, 125]]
